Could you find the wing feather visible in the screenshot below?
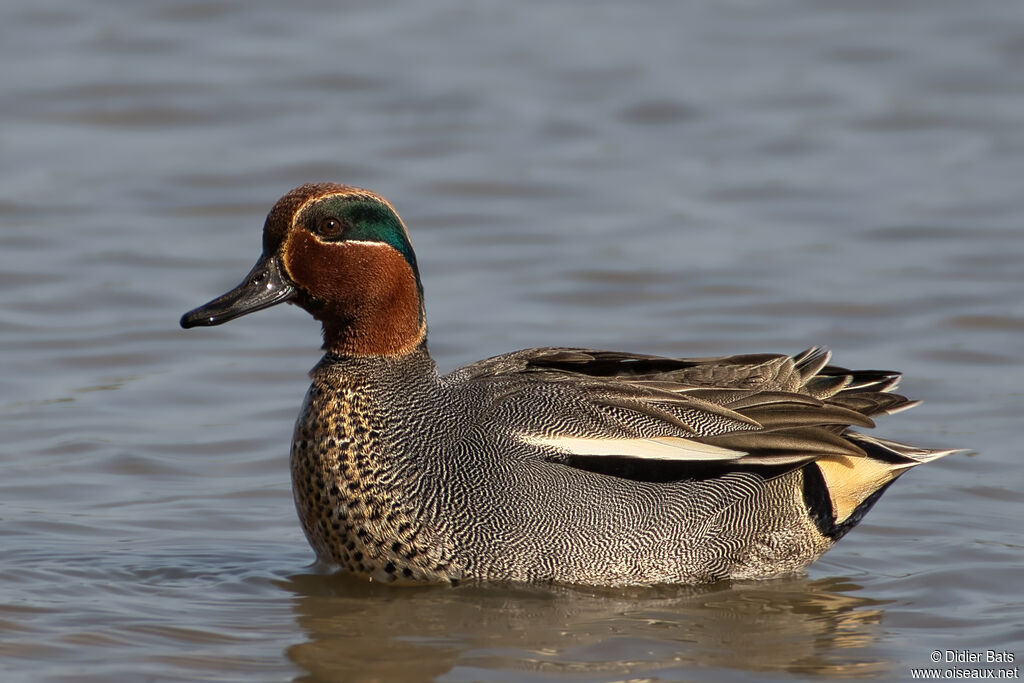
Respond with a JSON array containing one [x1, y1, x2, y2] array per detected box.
[[451, 346, 929, 482]]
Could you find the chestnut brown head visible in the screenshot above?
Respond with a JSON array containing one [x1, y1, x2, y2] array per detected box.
[[181, 183, 426, 357]]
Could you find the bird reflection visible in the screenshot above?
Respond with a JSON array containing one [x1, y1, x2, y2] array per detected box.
[[278, 571, 889, 681]]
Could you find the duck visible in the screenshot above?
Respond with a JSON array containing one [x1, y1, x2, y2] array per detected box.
[[180, 182, 954, 586]]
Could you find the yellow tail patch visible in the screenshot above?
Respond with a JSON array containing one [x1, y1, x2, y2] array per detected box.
[[815, 455, 914, 523]]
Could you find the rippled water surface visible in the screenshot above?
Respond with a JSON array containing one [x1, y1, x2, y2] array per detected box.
[[2, 1, 1022, 681]]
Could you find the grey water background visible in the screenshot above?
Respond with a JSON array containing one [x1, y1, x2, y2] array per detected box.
[[2, 1, 1022, 681]]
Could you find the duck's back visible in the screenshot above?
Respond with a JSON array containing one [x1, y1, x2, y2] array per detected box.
[[289, 345, 949, 585]]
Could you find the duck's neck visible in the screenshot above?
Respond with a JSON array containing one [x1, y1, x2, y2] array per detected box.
[[318, 302, 426, 358]]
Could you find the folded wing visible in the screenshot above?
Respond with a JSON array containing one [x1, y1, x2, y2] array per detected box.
[[453, 346, 933, 482]]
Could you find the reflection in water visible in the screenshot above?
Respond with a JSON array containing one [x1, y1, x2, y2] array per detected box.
[[281, 572, 889, 681]]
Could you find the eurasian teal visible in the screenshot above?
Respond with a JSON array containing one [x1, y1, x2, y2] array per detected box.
[[181, 183, 954, 586]]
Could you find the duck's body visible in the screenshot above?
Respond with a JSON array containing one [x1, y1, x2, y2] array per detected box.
[[182, 183, 953, 586]]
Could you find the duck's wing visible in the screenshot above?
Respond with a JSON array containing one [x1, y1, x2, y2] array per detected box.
[[451, 347, 930, 480]]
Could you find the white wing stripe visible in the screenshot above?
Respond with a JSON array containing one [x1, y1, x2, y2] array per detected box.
[[518, 434, 746, 461]]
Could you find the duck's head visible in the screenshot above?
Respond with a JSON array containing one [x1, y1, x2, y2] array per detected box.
[[180, 183, 425, 357]]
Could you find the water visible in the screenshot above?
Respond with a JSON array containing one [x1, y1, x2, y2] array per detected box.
[[2, 1, 1022, 681]]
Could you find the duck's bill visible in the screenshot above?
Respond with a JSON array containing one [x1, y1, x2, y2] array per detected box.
[[180, 255, 296, 328]]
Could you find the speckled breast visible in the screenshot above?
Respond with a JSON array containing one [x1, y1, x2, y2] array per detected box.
[[289, 368, 462, 583]]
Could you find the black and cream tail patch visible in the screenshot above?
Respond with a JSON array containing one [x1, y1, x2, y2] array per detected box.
[[803, 433, 958, 540]]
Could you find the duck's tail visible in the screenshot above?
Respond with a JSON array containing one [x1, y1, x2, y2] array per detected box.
[[804, 432, 960, 540]]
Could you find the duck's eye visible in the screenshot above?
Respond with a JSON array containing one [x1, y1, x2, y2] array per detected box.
[[315, 216, 346, 239]]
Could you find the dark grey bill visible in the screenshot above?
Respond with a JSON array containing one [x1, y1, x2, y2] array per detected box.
[[180, 255, 296, 328]]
